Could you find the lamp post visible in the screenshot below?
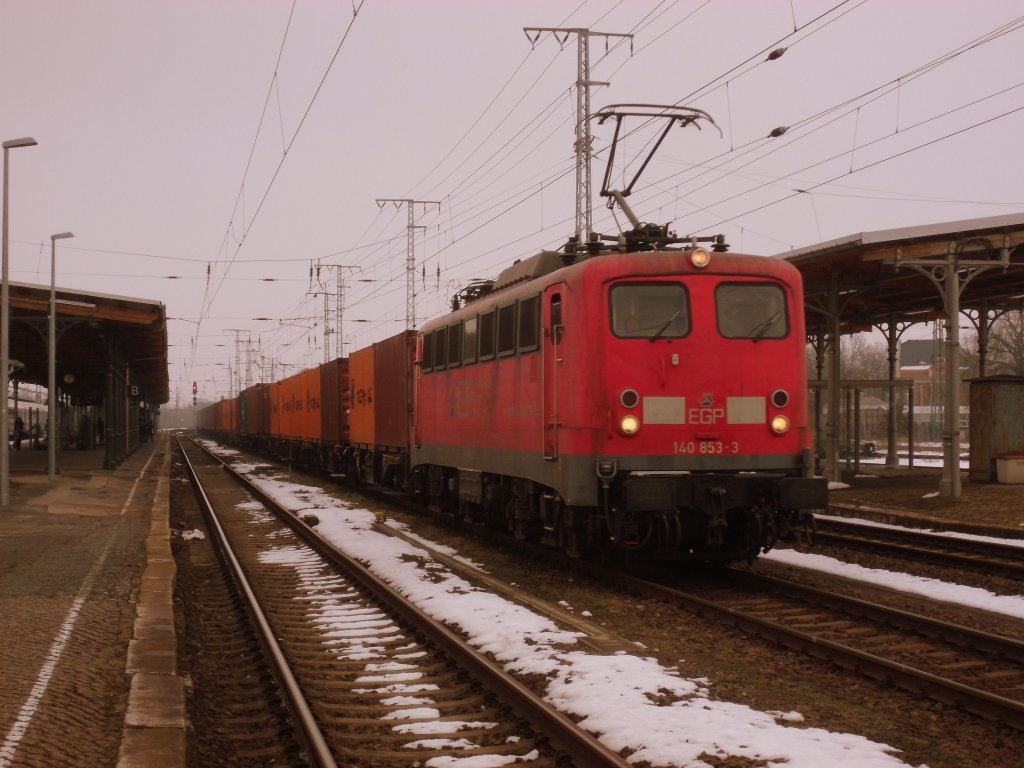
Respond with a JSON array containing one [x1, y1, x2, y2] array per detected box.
[[2, 137, 38, 506], [49, 232, 73, 480]]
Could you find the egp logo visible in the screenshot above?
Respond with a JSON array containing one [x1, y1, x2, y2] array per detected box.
[[689, 392, 722, 424]]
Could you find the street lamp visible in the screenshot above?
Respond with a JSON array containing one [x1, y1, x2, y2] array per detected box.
[[2, 137, 38, 506], [49, 232, 73, 480]]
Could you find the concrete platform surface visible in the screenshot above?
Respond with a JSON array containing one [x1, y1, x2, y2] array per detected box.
[[0, 432, 181, 768]]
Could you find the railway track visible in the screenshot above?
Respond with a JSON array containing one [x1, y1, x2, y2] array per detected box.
[[185, 437, 1024, 735], [602, 565, 1024, 731], [813, 514, 1024, 579], [177, 435, 630, 767]]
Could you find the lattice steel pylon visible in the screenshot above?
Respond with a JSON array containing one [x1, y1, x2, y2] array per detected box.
[[376, 198, 440, 329], [524, 26, 633, 250]]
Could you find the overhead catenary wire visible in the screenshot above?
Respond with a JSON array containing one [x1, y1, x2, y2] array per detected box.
[[180, 2, 1024, 399], [363, 0, 869, 287], [346, 6, 1024, 335], [188, 0, 368, 386]]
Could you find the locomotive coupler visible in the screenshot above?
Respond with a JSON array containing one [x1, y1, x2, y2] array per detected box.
[[595, 460, 618, 481]]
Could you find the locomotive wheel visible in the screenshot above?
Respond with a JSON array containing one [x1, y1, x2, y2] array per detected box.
[[741, 510, 765, 562]]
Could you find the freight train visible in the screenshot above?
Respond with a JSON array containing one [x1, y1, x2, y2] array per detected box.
[[199, 238, 825, 562], [199, 105, 826, 562]]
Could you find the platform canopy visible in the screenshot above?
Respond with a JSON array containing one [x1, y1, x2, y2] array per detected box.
[[776, 211, 1024, 497], [6, 281, 169, 405], [778, 212, 1024, 332]]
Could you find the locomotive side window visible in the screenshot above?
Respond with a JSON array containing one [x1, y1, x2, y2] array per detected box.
[[479, 309, 497, 361], [447, 321, 463, 367], [716, 283, 788, 340], [422, 332, 434, 372], [551, 294, 563, 344], [497, 303, 517, 356], [463, 316, 478, 365], [434, 326, 448, 370], [517, 294, 540, 353], [610, 283, 689, 339]]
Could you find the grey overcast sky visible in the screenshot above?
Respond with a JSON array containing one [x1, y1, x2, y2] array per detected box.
[[2, 0, 1022, 406]]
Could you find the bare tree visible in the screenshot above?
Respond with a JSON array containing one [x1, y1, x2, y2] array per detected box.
[[840, 333, 888, 380], [986, 309, 1024, 375]]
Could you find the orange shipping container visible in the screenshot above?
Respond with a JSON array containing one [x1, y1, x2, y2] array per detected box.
[[211, 397, 236, 437], [319, 358, 349, 444], [277, 367, 322, 440], [348, 345, 375, 447], [269, 381, 281, 438], [373, 331, 415, 450]]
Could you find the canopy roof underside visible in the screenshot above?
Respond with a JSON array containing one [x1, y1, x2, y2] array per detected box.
[[776, 212, 1024, 333], [7, 281, 169, 405]]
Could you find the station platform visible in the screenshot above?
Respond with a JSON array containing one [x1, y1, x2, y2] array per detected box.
[[827, 464, 1024, 538], [0, 431, 182, 768]]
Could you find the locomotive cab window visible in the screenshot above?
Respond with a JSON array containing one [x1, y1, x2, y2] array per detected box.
[[497, 303, 517, 357], [447, 321, 463, 367], [517, 294, 540, 353], [716, 283, 788, 340], [479, 309, 497, 361], [610, 283, 689, 339]]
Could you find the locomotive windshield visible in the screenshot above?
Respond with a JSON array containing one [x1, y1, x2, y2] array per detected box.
[[716, 283, 788, 340], [610, 283, 689, 339]]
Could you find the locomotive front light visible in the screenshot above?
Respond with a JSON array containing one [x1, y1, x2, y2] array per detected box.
[[689, 248, 711, 268], [620, 415, 641, 436], [770, 415, 790, 434], [771, 389, 790, 408], [620, 388, 640, 408]]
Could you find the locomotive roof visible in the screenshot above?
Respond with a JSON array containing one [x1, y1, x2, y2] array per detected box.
[[423, 248, 801, 333], [492, 250, 568, 293], [487, 245, 795, 297]]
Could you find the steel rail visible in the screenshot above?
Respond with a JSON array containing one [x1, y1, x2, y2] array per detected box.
[[177, 437, 338, 768], [813, 517, 1024, 579], [598, 566, 1024, 731], [728, 569, 1024, 663], [189, 436, 631, 768]]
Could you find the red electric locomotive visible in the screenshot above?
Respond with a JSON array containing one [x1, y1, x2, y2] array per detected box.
[[413, 240, 825, 560]]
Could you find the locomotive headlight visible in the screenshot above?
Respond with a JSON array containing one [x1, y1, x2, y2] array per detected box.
[[620, 415, 641, 436], [770, 415, 790, 434], [689, 248, 711, 268]]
